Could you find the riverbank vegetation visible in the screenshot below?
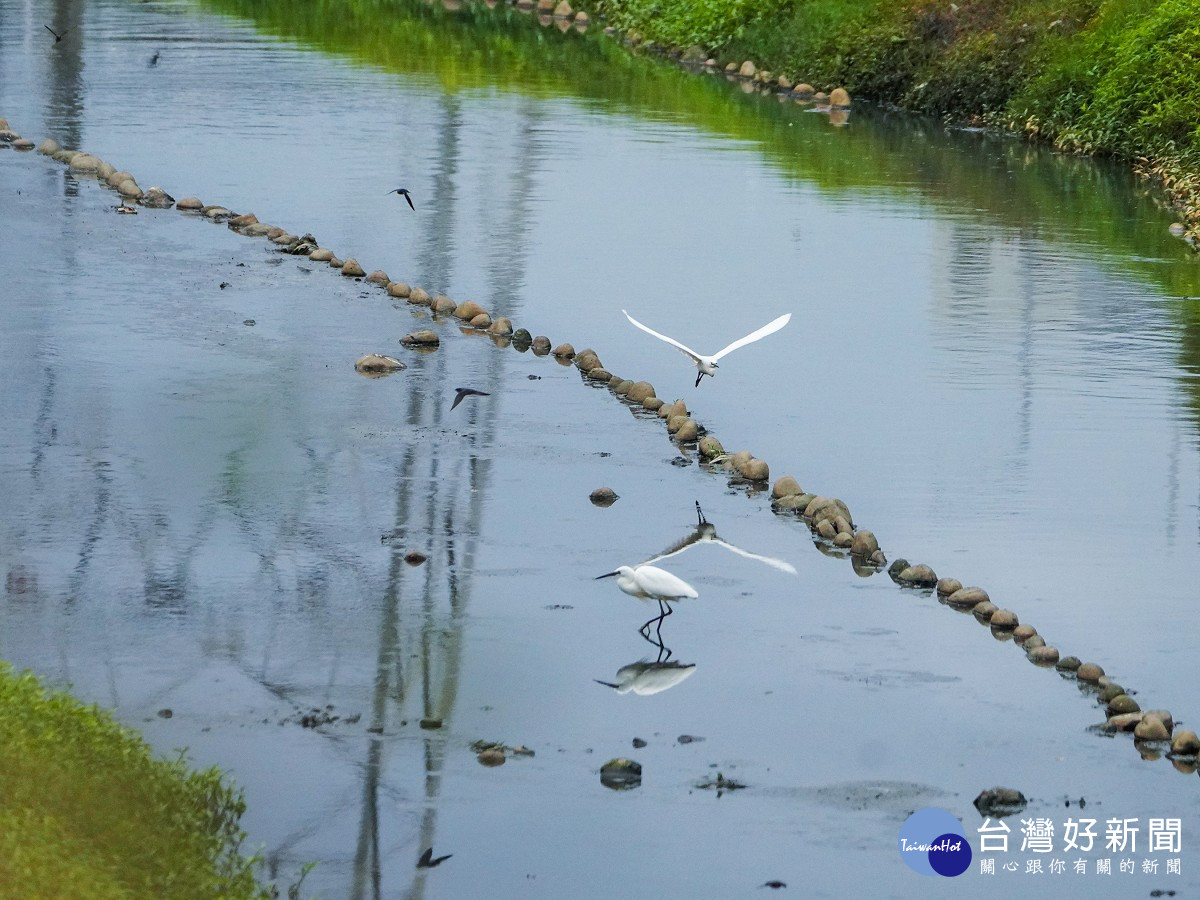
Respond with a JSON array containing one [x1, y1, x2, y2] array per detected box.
[[0, 663, 273, 898], [596, 0, 1200, 234]]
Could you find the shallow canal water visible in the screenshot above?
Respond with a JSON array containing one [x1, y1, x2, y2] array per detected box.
[[3, 0, 1200, 897]]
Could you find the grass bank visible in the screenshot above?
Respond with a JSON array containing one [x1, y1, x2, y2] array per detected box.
[[594, 0, 1200, 240], [0, 663, 275, 899]]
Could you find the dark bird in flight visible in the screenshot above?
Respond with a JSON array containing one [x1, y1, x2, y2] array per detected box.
[[416, 848, 452, 868], [450, 387, 489, 411], [44, 24, 67, 43], [387, 187, 415, 210], [149, 51, 160, 66]]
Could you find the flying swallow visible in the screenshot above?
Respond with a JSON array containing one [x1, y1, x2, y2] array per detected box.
[[450, 387, 490, 411], [417, 848, 452, 868], [387, 187, 416, 210], [44, 24, 67, 43]]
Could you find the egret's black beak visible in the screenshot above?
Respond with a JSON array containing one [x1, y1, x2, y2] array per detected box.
[[594, 680, 620, 688], [595, 571, 618, 580]]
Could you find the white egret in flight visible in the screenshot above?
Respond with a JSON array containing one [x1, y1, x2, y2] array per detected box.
[[622, 309, 791, 386]]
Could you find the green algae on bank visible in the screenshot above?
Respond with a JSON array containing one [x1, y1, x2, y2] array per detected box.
[[0, 663, 274, 899], [595, 0, 1200, 242]]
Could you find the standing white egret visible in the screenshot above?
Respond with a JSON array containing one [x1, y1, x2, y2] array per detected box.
[[622, 309, 792, 386], [595, 564, 698, 637]]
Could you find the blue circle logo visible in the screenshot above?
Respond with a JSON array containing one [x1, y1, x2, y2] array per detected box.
[[898, 808, 972, 877]]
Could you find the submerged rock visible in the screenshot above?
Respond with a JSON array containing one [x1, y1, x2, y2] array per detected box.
[[973, 787, 1027, 817], [1027, 645, 1059, 665], [600, 758, 642, 790], [849, 530, 878, 557], [590, 487, 619, 507], [936, 577, 963, 596], [454, 300, 487, 321], [1105, 694, 1140, 716], [1144, 709, 1174, 732], [488, 317, 514, 336], [740, 457, 769, 482], [896, 564, 938, 588], [552, 343, 576, 359], [1105, 712, 1143, 732], [354, 354, 407, 375], [1170, 729, 1200, 756], [139, 186, 174, 208], [772, 475, 802, 499], [340, 258, 366, 277], [1076, 662, 1105, 683], [972, 601, 997, 622], [1097, 683, 1125, 703], [1134, 716, 1170, 742], [1012, 624, 1037, 643], [176, 196, 203, 210], [117, 179, 143, 199], [401, 330, 440, 347], [68, 153, 103, 173], [674, 419, 699, 443], [989, 609, 1019, 629], [945, 586, 988, 608], [574, 348, 601, 372], [625, 381, 655, 404], [387, 282, 412, 298]]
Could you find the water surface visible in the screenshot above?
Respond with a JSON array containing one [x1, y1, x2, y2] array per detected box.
[[3, 0, 1200, 896]]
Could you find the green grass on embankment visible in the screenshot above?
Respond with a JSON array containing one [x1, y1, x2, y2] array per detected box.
[[0, 663, 273, 899], [595, 0, 1200, 207]]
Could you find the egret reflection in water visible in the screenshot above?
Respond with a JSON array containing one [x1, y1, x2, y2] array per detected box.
[[597, 657, 697, 696]]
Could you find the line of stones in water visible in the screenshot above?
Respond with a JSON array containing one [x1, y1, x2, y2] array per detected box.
[[6, 113, 1199, 783]]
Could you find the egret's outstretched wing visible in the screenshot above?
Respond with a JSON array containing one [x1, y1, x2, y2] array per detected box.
[[623, 310, 703, 364], [711, 313, 791, 361], [709, 538, 798, 575]]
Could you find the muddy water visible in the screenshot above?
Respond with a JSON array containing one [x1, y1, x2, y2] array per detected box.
[[3, 0, 1200, 897]]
